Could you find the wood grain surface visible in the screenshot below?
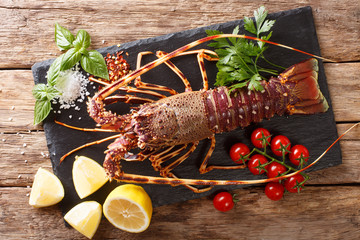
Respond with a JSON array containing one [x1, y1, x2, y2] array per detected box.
[[0, 1, 359, 239]]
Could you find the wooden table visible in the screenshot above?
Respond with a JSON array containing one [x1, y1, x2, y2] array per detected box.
[[1, 1, 359, 239]]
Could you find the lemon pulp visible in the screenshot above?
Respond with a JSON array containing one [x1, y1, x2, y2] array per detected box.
[[29, 167, 64, 207], [64, 201, 102, 239], [103, 184, 153, 233], [72, 156, 108, 199]]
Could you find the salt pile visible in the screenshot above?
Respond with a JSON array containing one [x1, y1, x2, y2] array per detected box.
[[52, 64, 89, 109]]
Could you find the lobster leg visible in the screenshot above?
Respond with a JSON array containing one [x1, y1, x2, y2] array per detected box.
[[109, 123, 359, 187], [154, 51, 192, 91], [150, 145, 188, 171], [148, 146, 176, 170], [156, 49, 218, 91], [135, 49, 218, 92], [199, 136, 247, 174], [90, 75, 168, 100], [103, 132, 140, 179], [151, 141, 213, 193], [159, 141, 199, 177], [135, 51, 182, 94], [123, 148, 158, 161], [197, 49, 209, 90], [89, 76, 111, 86]]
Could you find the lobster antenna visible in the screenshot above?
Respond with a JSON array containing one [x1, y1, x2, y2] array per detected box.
[[205, 34, 336, 63], [95, 34, 336, 101], [59, 134, 122, 163], [55, 120, 118, 132], [117, 122, 359, 186]]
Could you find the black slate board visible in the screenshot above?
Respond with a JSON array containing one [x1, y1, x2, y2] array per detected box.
[[32, 6, 341, 214]]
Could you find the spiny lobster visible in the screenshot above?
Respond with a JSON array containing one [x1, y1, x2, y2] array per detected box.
[[59, 34, 336, 192]]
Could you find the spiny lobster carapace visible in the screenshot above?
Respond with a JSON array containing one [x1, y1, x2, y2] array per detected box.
[[59, 34, 332, 192]]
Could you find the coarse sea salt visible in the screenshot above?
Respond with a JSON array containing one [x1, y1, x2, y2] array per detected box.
[[52, 63, 89, 110]]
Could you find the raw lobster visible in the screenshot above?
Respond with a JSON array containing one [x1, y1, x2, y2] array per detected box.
[[60, 34, 330, 192]]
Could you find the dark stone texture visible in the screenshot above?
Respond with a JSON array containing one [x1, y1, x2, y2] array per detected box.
[[32, 6, 341, 214]]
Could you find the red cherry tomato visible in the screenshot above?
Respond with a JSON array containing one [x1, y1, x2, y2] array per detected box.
[[284, 174, 305, 193], [213, 192, 234, 212], [267, 162, 287, 179], [265, 182, 284, 201], [229, 143, 250, 164], [271, 135, 291, 157], [248, 154, 268, 175], [289, 145, 309, 166], [251, 128, 271, 148]]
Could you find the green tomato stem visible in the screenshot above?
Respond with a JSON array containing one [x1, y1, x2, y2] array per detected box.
[[245, 147, 309, 179]]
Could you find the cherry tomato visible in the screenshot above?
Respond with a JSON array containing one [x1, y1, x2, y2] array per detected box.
[[271, 135, 291, 157], [265, 182, 284, 201], [267, 162, 287, 179], [248, 154, 268, 175], [213, 192, 234, 212], [289, 145, 309, 166], [284, 174, 305, 193], [251, 128, 271, 148], [229, 143, 250, 164]]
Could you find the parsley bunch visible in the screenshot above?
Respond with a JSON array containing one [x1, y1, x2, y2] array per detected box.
[[206, 6, 282, 92], [32, 24, 109, 125]]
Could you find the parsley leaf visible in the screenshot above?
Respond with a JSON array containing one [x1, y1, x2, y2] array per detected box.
[[255, 6, 275, 36], [207, 6, 280, 92]]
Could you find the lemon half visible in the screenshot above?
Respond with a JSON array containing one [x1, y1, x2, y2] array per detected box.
[[64, 201, 102, 239], [103, 184, 153, 233], [29, 167, 64, 207], [72, 156, 108, 199]]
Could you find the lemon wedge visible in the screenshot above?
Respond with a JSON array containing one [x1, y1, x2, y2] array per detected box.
[[64, 201, 102, 239], [103, 184, 153, 233], [72, 156, 108, 199], [29, 167, 64, 207]]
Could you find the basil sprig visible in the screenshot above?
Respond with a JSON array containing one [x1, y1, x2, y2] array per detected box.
[[32, 23, 109, 125]]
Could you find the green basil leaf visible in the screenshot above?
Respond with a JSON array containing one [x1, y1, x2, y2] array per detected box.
[[32, 84, 60, 101], [55, 23, 75, 51], [60, 48, 82, 71], [47, 54, 64, 86], [32, 84, 48, 100], [73, 29, 91, 50], [80, 50, 109, 80], [34, 99, 52, 125], [79, 47, 89, 56], [46, 86, 61, 100]]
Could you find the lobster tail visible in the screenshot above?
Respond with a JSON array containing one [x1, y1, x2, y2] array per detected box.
[[203, 58, 329, 133], [280, 58, 329, 114]]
